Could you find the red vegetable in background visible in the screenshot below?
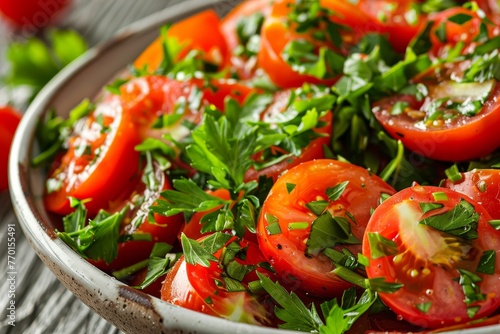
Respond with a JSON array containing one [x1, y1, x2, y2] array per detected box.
[[0, 106, 22, 191], [0, 0, 70, 32]]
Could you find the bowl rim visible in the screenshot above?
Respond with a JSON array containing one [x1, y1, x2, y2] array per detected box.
[[7, 0, 500, 333]]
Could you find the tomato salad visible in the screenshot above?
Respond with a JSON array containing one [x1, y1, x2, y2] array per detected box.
[[34, 0, 500, 333]]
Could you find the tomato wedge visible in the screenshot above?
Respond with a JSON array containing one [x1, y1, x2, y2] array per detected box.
[[133, 10, 229, 73], [0, 105, 22, 191], [363, 185, 500, 329], [257, 159, 396, 297]]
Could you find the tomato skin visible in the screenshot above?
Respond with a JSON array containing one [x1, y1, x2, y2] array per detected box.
[[0, 106, 22, 191], [185, 237, 276, 326], [373, 82, 500, 162], [356, 0, 424, 53], [427, 7, 499, 58], [0, 0, 70, 30], [133, 10, 228, 73], [363, 185, 500, 329], [163, 237, 276, 326], [443, 169, 500, 220], [257, 159, 396, 297], [161, 256, 218, 316]]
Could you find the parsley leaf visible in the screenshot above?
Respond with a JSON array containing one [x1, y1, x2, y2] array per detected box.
[[419, 199, 480, 240], [320, 288, 377, 334], [258, 273, 324, 332], [57, 201, 125, 264]]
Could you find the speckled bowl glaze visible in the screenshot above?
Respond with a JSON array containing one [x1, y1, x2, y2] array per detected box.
[[8, 0, 500, 333]]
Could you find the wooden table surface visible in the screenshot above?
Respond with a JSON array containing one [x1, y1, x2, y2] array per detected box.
[[0, 1, 187, 333]]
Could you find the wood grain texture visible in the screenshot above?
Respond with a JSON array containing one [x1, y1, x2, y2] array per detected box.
[[0, 1, 185, 333]]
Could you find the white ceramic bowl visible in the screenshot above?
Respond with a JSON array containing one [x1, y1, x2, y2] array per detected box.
[[8, 0, 500, 333]]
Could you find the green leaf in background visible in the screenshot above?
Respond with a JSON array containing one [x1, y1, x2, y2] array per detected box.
[[3, 29, 87, 98]]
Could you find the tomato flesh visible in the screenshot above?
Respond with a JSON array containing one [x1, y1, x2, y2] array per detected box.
[[363, 185, 500, 329]]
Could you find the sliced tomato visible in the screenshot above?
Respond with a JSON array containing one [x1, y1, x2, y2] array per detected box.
[[356, 0, 425, 53], [256, 0, 370, 88], [363, 185, 500, 329], [244, 89, 333, 182], [133, 10, 228, 73], [443, 169, 500, 219], [257, 159, 396, 297], [90, 161, 183, 272], [161, 256, 218, 316], [372, 63, 500, 162], [0, 105, 22, 191], [185, 237, 276, 326], [44, 95, 142, 215], [257, 15, 337, 89], [426, 7, 498, 58], [220, 0, 273, 80]]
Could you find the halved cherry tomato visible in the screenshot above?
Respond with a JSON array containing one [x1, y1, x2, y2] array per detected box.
[[363, 185, 500, 329], [257, 159, 396, 297], [90, 161, 183, 272], [244, 89, 333, 182], [372, 66, 500, 162], [220, 0, 273, 79], [356, 0, 425, 53], [162, 237, 276, 325], [257, 15, 336, 89], [185, 237, 276, 326], [161, 255, 219, 316], [0, 105, 22, 191], [133, 10, 229, 73], [443, 169, 500, 219]]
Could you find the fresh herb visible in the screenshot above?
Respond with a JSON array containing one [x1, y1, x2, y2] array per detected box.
[[456, 269, 485, 308], [180, 232, 232, 267], [366, 232, 399, 259], [32, 99, 95, 167], [56, 198, 125, 264], [419, 199, 479, 240], [476, 250, 496, 275], [306, 213, 360, 256], [4, 29, 87, 99]]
